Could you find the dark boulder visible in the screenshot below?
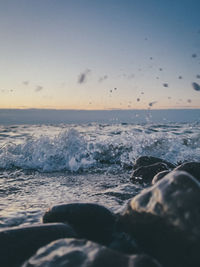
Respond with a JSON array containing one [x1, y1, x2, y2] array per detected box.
[[152, 170, 170, 184], [131, 162, 169, 183], [0, 223, 76, 267], [120, 171, 200, 267], [108, 231, 140, 254], [133, 156, 175, 170], [174, 161, 200, 182], [22, 238, 162, 267], [43, 203, 116, 245]]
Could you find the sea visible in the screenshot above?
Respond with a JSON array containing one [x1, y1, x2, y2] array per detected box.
[[0, 109, 200, 229]]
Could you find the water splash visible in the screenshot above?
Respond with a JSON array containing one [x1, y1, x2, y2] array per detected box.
[[0, 124, 199, 172]]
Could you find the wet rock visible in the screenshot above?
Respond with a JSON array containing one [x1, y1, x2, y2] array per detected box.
[[108, 231, 140, 254], [152, 170, 170, 184], [174, 161, 200, 182], [0, 223, 76, 267], [120, 171, 200, 267], [22, 238, 162, 267], [133, 156, 175, 170], [43, 203, 116, 245], [131, 162, 169, 183]]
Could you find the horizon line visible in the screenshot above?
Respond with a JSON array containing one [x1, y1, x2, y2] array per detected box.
[[0, 107, 200, 111]]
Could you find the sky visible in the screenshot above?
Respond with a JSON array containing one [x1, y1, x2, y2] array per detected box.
[[0, 0, 200, 110]]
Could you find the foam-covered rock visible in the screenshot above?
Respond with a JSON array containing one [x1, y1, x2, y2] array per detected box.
[[174, 161, 200, 182], [152, 170, 170, 184], [0, 223, 76, 267], [131, 162, 169, 183], [22, 238, 162, 267], [133, 156, 175, 170], [43, 203, 116, 245], [121, 171, 200, 267]]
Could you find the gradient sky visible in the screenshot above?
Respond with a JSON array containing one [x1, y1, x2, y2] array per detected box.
[[0, 0, 200, 110]]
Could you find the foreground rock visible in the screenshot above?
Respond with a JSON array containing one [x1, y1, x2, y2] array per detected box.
[[152, 170, 170, 184], [22, 238, 162, 267], [133, 156, 175, 170], [120, 171, 200, 267], [131, 162, 169, 183], [0, 223, 76, 267], [108, 231, 140, 254], [43, 203, 116, 245], [174, 161, 200, 182]]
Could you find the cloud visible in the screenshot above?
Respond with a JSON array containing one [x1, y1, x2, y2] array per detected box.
[[98, 75, 108, 83], [35, 85, 43, 92], [23, 80, 29, 85], [78, 69, 91, 84]]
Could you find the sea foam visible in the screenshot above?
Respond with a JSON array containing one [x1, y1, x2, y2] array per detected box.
[[0, 124, 199, 172]]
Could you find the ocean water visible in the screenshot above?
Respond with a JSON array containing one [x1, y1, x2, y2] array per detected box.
[[0, 111, 200, 229]]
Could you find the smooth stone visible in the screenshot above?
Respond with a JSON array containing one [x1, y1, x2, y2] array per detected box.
[[133, 156, 175, 170], [120, 171, 200, 267], [43, 203, 116, 245], [174, 161, 200, 182], [22, 238, 162, 267], [152, 170, 170, 184], [108, 231, 140, 254], [131, 162, 169, 183], [0, 223, 76, 267]]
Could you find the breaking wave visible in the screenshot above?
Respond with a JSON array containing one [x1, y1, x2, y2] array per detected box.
[[0, 124, 199, 172]]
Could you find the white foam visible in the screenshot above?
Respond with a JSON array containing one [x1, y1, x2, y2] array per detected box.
[[0, 124, 199, 172]]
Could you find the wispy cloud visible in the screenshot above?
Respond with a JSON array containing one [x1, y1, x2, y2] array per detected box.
[[78, 69, 91, 84], [35, 85, 43, 92]]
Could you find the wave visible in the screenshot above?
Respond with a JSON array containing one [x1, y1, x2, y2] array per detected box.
[[0, 126, 199, 172]]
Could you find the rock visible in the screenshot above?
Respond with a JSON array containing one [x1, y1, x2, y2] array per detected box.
[[108, 231, 140, 254], [174, 162, 200, 182], [43, 203, 116, 245], [120, 171, 200, 267], [22, 238, 162, 267], [133, 156, 175, 170], [0, 223, 76, 267], [152, 170, 170, 184], [131, 162, 169, 184]]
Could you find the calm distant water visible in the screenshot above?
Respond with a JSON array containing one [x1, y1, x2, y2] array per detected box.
[[0, 112, 200, 229]]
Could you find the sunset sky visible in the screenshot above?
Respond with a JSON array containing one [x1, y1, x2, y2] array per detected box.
[[0, 0, 200, 110]]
